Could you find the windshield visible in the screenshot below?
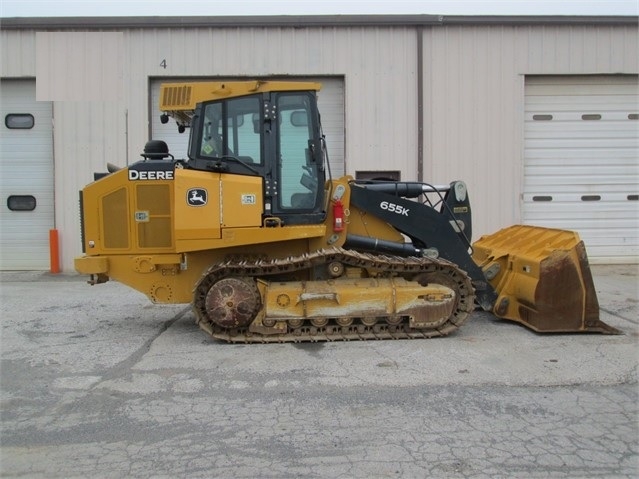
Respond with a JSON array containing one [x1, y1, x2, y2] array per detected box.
[[199, 95, 262, 164]]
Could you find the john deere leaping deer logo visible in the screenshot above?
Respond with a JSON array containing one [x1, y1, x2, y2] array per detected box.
[[187, 188, 207, 206]]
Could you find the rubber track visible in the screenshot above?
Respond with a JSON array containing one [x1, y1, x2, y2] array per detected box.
[[192, 247, 475, 343]]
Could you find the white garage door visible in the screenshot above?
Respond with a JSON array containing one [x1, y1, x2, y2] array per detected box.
[[524, 75, 639, 263], [0, 80, 54, 270], [150, 77, 345, 177]]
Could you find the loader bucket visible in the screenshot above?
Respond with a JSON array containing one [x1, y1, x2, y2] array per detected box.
[[471, 225, 620, 334]]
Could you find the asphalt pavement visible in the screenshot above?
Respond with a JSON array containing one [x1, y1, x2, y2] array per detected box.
[[0, 265, 637, 478]]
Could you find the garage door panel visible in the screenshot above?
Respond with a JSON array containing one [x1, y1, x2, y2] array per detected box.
[[524, 190, 637, 201], [526, 133, 637, 144], [578, 227, 638, 239], [526, 166, 637, 180], [524, 75, 639, 262], [525, 126, 637, 138], [525, 156, 636, 167], [524, 207, 637, 220], [0, 80, 54, 270], [1, 227, 53, 239], [526, 97, 636, 110], [521, 218, 638, 244], [524, 192, 638, 201], [525, 138, 637, 150], [525, 149, 639, 161], [525, 186, 635, 194], [525, 174, 635, 187], [527, 79, 638, 93], [526, 110, 637, 119], [2, 169, 53, 179], [574, 239, 638, 253], [0, 246, 50, 269]]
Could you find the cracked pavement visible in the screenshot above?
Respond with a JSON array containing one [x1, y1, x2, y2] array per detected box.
[[1, 265, 637, 478]]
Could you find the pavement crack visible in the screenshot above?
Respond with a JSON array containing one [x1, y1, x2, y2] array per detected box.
[[94, 306, 191, 384], [599, 306, 639, 324]]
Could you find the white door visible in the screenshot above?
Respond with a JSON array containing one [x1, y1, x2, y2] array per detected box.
[[0, 80, 54, 270], [150, 77, 345, 177], [524, 75, 639, 263]]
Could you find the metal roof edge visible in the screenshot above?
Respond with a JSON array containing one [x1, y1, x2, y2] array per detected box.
[[441, 15, 638, 26], [0, 14, 636, 30], [0, 14, 440, 29]]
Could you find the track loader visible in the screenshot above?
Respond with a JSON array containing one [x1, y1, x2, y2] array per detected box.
[[74, 81, 619, 342]]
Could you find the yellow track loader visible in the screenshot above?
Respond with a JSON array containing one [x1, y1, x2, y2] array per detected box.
[[75, 81, 618, 342]]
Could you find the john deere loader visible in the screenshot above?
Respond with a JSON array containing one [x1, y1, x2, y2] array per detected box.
[[74, 81, 618, 342]]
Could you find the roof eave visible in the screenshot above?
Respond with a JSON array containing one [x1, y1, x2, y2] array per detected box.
[[1, 14, 637, 30]]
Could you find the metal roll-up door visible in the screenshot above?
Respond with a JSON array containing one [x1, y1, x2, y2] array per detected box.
[[524, 75, 639, 263], [150, 77, 345, 177], [0, 80, 54, 270]]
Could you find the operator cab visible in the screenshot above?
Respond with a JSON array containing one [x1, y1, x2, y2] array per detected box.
[[187, 90, 326, 226]]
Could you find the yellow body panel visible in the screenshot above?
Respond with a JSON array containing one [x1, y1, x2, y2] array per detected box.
[[344, 204, 405, 243], [174, 169, 221, 242], [220, 174, 263, 228], [82, 169, 135, 254], [263, 277, 454, 325], [75, 256, 109, 275]]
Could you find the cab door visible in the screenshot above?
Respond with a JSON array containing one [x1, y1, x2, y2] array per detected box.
[[271, 91, 325, 225]]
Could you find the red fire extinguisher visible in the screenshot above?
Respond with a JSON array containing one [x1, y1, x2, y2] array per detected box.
[[333, 199, 345, 232]]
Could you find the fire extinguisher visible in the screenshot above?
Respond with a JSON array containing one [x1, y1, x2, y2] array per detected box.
[[333, 200, 345, 232]]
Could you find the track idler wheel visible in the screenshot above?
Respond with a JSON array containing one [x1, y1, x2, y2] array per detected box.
[[205, 277, 261, 329]]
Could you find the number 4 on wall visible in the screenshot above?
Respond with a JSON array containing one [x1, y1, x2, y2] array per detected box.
[[160, 59, 167, 69]]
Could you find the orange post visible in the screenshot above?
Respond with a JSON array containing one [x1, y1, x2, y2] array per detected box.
[[49, 229, 60, 274]]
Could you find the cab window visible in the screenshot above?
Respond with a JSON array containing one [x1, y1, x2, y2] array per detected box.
[[199, 95, 262, 164], [277, 93, 318, 210]]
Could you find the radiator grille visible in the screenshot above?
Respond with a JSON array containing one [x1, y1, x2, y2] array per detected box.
[[102, 188, 129, 249], [136, 184, 172, 248], [161, 85, 192, 108]]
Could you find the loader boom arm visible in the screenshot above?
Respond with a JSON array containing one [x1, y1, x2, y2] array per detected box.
[[348, 182, 498, 310]]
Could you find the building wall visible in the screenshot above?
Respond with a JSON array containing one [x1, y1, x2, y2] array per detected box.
[[1, 19, 637, 271], [423, 24, 638, 239]]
